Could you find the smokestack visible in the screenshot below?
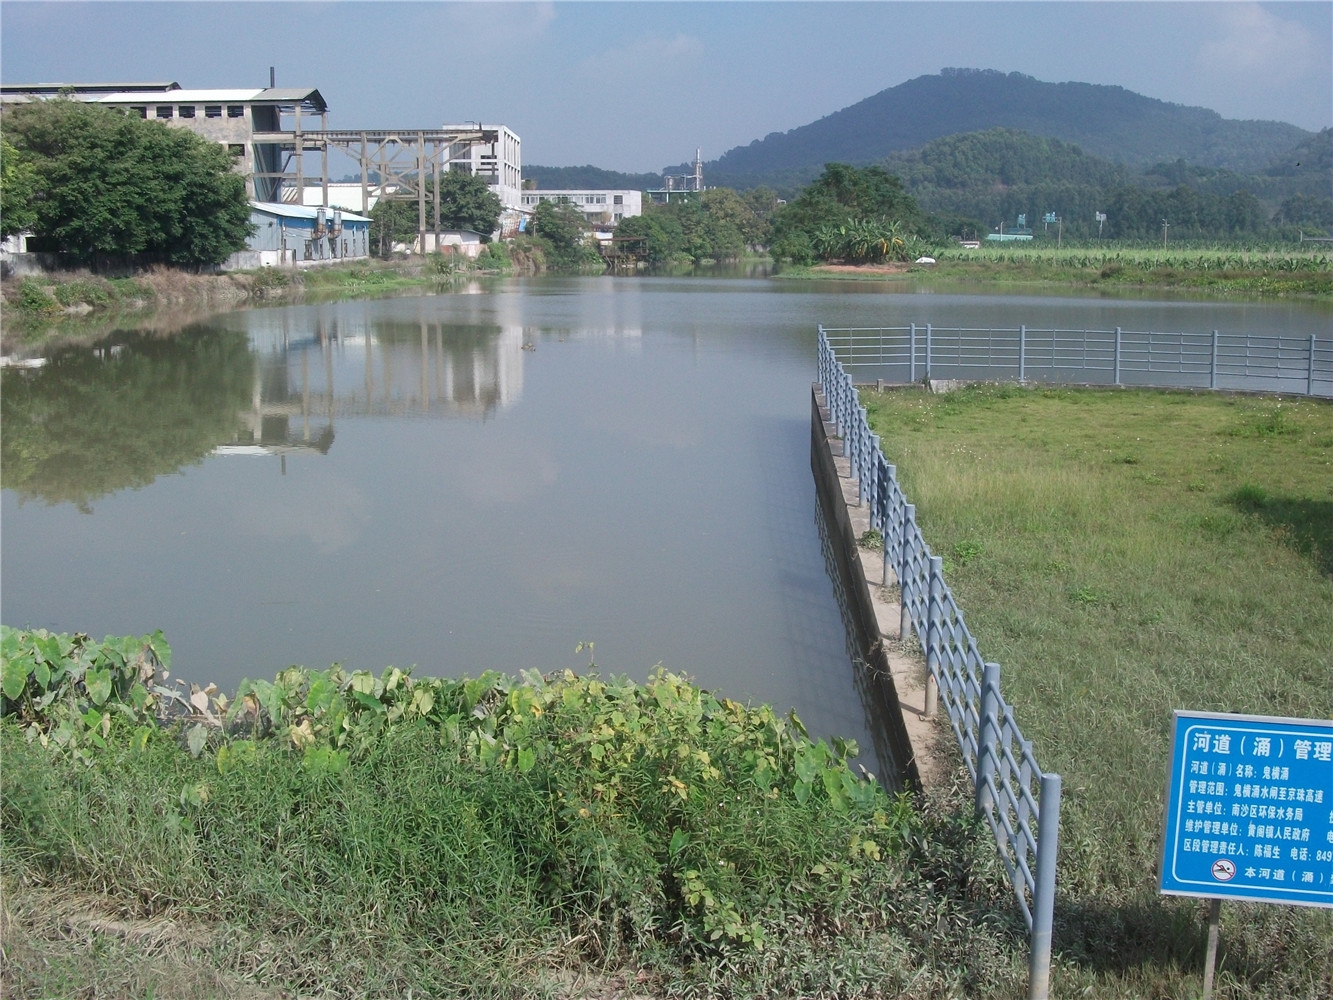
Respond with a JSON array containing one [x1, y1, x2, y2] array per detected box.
[[269, 66, 275, 88]]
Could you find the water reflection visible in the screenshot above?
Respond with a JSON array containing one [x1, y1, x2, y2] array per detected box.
[[1, 328, 253, 511]]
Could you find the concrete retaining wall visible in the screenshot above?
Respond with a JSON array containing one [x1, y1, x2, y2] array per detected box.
[[811, 385, 942, 793]]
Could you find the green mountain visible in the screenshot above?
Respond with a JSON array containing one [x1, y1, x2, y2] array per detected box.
[[700, 68, 1313, 190], [521, 164, 664, 191]]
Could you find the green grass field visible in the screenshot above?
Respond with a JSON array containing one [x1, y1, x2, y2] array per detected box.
[[863, 384, 1333, 998]]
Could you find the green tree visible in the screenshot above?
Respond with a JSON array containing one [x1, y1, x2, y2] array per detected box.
[[435, 169, 502, 235], [769, 164, 921, 263], [532, 200, 599, 268], [3, 99, 253, 265], [1, 137, 40, 238], [368, 197, 419, 256]]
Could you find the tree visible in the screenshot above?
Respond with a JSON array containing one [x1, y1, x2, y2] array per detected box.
[[369, 197, 419, 256], [1, 137, 39, 238], [532, 200, 599, 267], [435, 169, 502, 235], [3, 98, 253, 265], [769, 164, 922, 263]]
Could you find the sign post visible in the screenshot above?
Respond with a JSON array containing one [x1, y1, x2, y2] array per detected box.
[[1161, 711, 1333, 995]]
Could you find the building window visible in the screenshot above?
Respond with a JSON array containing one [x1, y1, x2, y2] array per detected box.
[[614, 195, 623, 205], [228, 144, 245, 157], [227, 105, 244, 118], [131, 106, 147, 119], [179, 105, 195, 119], [205, 105, 222, 118], [156, 106, 173, 119]]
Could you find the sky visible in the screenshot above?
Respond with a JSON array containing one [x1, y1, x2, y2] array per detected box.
[[2, 1, 1330, 174]]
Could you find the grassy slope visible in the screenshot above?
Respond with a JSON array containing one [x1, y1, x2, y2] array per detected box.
[[863, 385, 1333, 998]]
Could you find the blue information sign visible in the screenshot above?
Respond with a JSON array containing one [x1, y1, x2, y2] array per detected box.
[[1161, 711, 1333, 908]]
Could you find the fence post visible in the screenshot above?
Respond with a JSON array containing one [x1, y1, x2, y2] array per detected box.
[[900, 503, 916, 643], [1114, 327, 1122, 386], [869, 433, 881, 522], [857, 407, 869, 504], [1310, 335, 1318, 397], [909, 324, 917, 383], [1028, 772, 1063, 1000], [975, 661, 1000, 815], [884, 463, 898, 586], [1210, 330, 1219, 390], [1019, 325, 1026, 383], [926, 555, 944, 718], [925, 323, 933, 381]]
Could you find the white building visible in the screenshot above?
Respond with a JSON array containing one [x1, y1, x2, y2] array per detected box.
[[520, 190, 643, 225], [445, 123, 522, 212]]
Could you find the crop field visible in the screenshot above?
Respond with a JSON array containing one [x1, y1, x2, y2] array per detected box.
[[932, 244, 1333, 274], [862, 384, 1333, 998]]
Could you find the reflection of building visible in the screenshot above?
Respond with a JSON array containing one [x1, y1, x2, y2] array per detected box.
[[240, 304, 527, 422], [520, 190, 642, 225]]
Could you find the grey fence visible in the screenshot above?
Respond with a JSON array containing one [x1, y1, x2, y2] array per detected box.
[[818, 327, 1062, 1000], [822, 324, 1331, 397]]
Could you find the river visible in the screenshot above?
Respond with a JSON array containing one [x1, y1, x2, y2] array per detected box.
[[3, 274, 1328, 775]]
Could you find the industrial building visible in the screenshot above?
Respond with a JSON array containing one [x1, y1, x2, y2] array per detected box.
[[520, 190, 643, 224], [1, 81, 522, 264]]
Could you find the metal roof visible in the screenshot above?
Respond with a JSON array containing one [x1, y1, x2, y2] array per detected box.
[[250, 201, 370, 223], [1, 82, 180, 95], [92, 87, 328, 112]]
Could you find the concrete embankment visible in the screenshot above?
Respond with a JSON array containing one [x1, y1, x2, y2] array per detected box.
[[810, 385, 944, 793]]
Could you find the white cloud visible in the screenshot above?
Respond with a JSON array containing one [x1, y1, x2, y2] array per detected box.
[[1195, 3, 1320, 86]]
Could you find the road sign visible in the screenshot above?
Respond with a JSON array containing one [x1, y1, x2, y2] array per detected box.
[[1161, 711, 1333, 908]]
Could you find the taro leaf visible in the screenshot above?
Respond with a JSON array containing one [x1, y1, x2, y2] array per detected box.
[[669, 828, 690, 857], [409, 685, 435, 717], [517, 746, 536, 773], [147, 630, 172, 673], [2, 653, 34, 700], [0, 627, 20, 661], [793, 779, 811, 806], [84, 667, 113, 706], [32, 658, 51, 689], [306, 673, 335, 714], [187, 723, 208, 758], [32, 633, 62, 668]]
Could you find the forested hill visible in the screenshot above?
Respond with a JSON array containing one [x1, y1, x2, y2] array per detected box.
[[701, 68, 1312, 189], [521, 164, 664, 191]]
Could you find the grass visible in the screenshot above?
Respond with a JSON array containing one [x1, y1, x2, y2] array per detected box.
[[2, 658, 1037, 999], [861, 383, 1333, 998]]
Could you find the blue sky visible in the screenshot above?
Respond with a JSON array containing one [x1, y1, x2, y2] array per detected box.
[[3, 2, 1329, 173]]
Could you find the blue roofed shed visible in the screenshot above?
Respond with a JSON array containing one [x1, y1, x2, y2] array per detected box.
[[226, 201, 371, 269]]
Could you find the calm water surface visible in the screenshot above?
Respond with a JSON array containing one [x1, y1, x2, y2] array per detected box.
[[3, 275, 1327, 774]]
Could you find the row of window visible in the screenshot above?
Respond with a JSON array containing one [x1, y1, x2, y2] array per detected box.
[[132, 105, 246, 120], [521, 194, 626, 206]]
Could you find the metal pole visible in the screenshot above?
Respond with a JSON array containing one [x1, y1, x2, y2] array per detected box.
[[926, 556, 944, 719], [1211, 330, 1219, 390], [1201, 897, 1222, 1000], [909, 324, 917, 383], [869, 433, 881, 521], [1028, 772, 1063, 1000], [925, 323, 933, 381], [883, 463, 898, 586], [1019, 325, 1026, 382], [900, 503, 916, 643], [1309, 335, 1317, 397], [975, 661, 999, 815], [1114, 327, 1122, 386]]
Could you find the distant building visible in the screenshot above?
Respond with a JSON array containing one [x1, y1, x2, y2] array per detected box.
[[445, 124, 523, 213], [520, 190, 643, 224]]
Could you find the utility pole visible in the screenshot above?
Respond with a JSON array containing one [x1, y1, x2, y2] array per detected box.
[[1162, 218, 1170, 247]]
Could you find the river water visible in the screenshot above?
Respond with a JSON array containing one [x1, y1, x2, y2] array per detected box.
[[3, 274, 1328, 775]]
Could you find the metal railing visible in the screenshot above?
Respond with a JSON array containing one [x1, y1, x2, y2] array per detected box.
[[822, 324, 1331, 397], [818, 327, 1062, 1000]]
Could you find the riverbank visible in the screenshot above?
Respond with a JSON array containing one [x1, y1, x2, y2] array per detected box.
[[1, 630, 1031, 999], [787, 247, 1333, 298], [0, 256, 512, 356]]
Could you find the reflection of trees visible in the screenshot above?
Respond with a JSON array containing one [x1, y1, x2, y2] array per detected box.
[[1, 329, 254, 511]]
